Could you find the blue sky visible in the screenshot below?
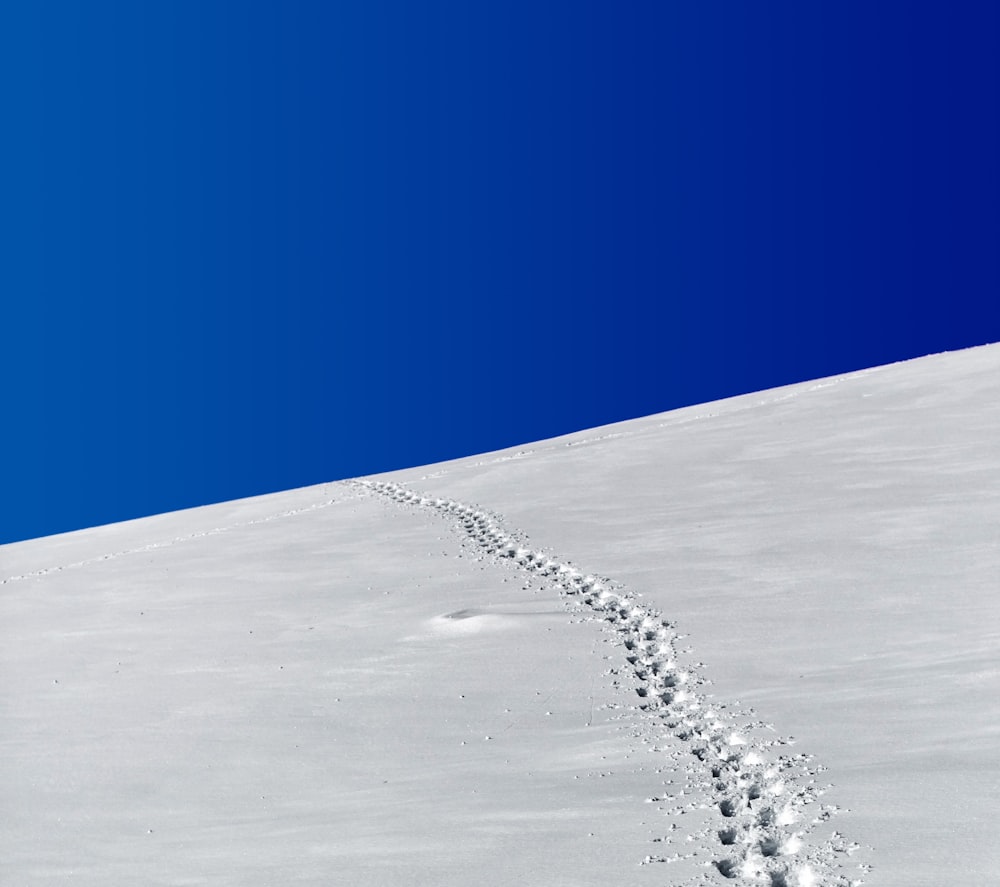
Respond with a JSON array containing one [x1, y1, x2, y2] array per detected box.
[[3, 1, 999, 544]]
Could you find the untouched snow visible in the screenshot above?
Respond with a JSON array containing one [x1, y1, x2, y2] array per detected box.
[[3, 344, 1000, 885]]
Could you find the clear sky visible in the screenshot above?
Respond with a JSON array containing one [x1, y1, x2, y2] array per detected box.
[[2, 1, 999, 544]]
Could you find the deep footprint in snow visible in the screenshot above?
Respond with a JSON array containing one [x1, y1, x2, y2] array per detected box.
[[359, 480, 866, 886]]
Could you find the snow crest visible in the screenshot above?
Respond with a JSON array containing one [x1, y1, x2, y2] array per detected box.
[[360, 479, 868, 887]]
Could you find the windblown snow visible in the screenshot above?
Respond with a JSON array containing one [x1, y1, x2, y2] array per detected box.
[[3, 344, 999, 886]]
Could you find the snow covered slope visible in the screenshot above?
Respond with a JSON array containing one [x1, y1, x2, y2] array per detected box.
[[3, 344, 999, 885]]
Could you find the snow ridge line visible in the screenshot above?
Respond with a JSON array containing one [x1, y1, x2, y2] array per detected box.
[[415, 368, 880, 482], [359, 480, 866, 887], [0, 495, 346, 587]]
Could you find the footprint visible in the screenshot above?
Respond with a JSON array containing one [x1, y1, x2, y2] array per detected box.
[[358, 480, 861, 886]]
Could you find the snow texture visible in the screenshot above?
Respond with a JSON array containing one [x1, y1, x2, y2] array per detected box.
[[3, 343, 999, 886]]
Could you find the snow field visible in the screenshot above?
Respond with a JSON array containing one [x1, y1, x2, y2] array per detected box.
[[6, 343, 1000, 886]]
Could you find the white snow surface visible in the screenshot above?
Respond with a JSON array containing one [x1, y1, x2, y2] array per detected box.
[[3, 344, 1000, 885]]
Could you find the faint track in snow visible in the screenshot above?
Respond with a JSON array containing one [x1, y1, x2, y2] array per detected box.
[[359, 479, 868, 887], [0, 494, 348, 587]]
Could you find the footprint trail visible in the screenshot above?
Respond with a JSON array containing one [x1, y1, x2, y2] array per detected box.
[[359, 480, 869, 887]]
